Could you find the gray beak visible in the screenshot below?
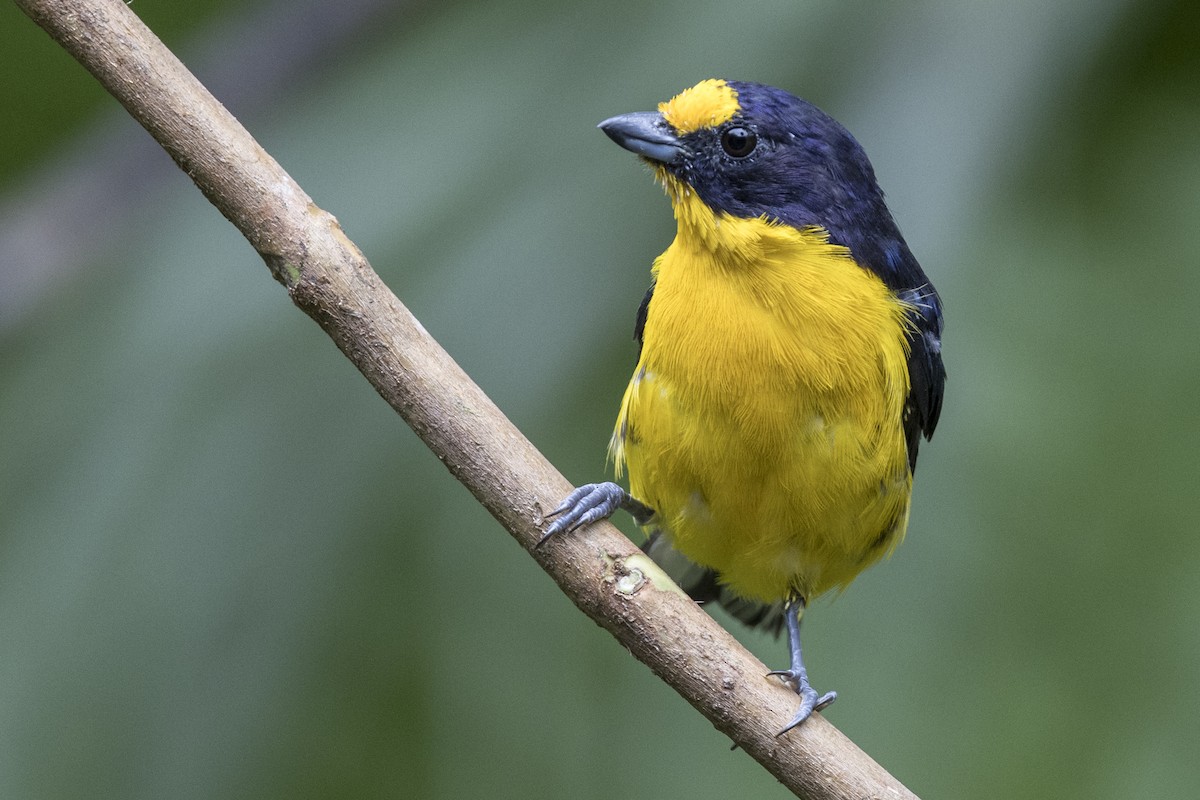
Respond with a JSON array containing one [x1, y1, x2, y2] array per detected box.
[[598, 112, 684, 165]]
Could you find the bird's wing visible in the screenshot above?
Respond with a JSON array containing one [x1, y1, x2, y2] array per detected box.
[[899, 285, 946, 472]]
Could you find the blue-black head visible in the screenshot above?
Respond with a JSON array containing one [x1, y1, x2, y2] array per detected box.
[[600, 80, 924, 294]]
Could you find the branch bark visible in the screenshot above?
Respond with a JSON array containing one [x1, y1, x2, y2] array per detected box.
[[13, 1, 919, 797]]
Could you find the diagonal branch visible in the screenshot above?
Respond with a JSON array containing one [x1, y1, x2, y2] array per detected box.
[[13, 1, 918, 797]]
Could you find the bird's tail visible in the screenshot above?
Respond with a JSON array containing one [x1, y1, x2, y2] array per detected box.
[[641, 531, 787, 636]]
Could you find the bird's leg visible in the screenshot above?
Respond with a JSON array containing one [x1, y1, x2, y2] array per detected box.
[[768, 597, 837, 734], [538, 482, 654, 546]]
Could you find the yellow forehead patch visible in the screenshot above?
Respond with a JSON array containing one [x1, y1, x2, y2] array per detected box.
[[658, 79, 740, 135]]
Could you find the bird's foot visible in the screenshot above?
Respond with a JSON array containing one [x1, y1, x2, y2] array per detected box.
[[767, 667, 836, 735], [539, 483, 632, 547]]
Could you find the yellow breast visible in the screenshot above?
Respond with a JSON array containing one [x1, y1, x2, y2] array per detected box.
[[611, 189, 913, 603]]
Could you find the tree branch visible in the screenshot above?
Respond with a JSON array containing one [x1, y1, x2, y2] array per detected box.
[[14, 1, 918, 797]]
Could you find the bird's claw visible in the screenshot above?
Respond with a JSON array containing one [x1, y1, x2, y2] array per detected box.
[[768, 667, 836, 735], [538, 483, 626, 547]]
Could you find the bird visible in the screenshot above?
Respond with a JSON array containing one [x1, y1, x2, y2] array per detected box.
[[542, 78, 945, 733]]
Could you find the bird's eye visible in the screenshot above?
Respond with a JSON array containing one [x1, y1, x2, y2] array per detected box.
[[720, 126, 757, 158]]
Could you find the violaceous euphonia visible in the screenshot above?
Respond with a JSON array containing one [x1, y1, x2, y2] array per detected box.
[[543, 79, 945, 733]]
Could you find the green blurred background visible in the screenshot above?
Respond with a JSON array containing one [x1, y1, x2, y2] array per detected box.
[[2, 0, 1198, 797]]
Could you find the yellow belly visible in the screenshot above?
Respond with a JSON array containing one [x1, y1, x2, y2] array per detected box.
[[611, 209, 913, 603]]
